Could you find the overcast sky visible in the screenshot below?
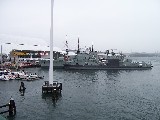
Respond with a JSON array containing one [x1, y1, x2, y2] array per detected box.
[[0, 0, 160, 53]]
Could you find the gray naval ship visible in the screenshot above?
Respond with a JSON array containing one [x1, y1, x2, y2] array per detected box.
[[40, 48, 76, 69], [63, 44, 153, 70], [40, 39, 153, 70]]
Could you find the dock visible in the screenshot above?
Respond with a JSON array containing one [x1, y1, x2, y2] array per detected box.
[[0, 98, 16, 117], [42, 81, 62, 95]]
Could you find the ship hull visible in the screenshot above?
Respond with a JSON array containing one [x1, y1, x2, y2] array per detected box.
[[40, 59, 64, 69], [41, 66, 64, 69], [64, 65, 152, 70]]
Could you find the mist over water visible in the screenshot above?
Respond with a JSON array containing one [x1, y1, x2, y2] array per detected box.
[[0, 57, 160, 120]]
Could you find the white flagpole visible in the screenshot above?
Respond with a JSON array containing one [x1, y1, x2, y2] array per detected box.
[[49, 0, 54, 85]]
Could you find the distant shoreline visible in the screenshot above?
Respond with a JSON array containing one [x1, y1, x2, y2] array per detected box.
[[127, 53, 160, 57]]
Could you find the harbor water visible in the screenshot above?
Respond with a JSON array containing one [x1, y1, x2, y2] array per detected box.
[[1, 57, 160, 120]]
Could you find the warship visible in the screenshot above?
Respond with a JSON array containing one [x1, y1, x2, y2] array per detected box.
[[40, 38, 153, 70], [63, 40, 153, 70]]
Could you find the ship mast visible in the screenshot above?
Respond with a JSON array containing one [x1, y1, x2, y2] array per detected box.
[[65, 35, 69, 54], [49, 0, 54, 85], [92, 41, 94, 52], [77, 37, 80, 54]]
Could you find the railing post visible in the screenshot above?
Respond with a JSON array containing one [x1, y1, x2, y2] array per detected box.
[[9, 98, 16, 116]]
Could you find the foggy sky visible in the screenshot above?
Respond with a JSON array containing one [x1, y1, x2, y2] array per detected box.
[[0, 0, 160, 53]]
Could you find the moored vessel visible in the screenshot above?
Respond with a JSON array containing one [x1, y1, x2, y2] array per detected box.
[[40, 38, 153, 70], [63, 47, 153, 70]]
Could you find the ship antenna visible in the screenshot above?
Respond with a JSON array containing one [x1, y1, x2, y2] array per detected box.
[[77, 36, 80, 54], [92, 41, 94, 52], [65, 35, 69, 54]]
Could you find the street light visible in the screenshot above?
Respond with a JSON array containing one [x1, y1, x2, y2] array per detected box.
[[1, 43, 12, 64], [19, 44, 24, 45], [0, 41, 51, 65], [5, 43, 11, 45], [1, 45, 3, 64], [0, 43, 28, 64]]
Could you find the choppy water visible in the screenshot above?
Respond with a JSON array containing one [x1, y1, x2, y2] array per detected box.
[[1, 57, 160, 120]]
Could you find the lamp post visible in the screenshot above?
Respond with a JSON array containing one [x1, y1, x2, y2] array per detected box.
[[1, 44, 2, 64], [0, 43, 11, 64], [0, 42, 49, 65]]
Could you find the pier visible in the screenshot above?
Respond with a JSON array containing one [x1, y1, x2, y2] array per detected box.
[[42, 81, 62, 95], [0, 98, 16, 116]]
